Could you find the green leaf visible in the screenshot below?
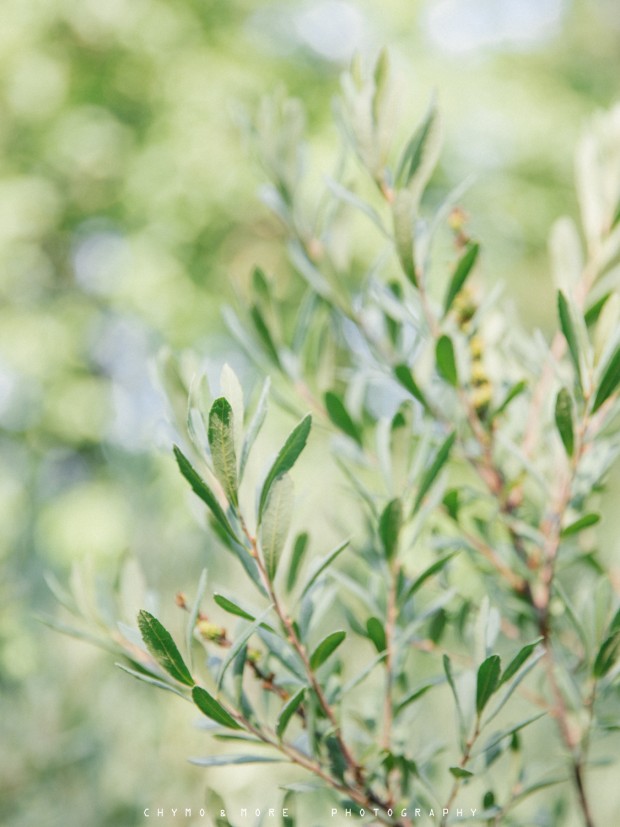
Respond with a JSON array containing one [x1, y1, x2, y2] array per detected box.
[[500, 639, 543, 686], [250, 304, 280, 365], [260, 473, 294, 580], [593, 632, 620, 679], [444, 242, 479, 314], [213, 593, 255, 622], [393, 363, 429, 410], [449, 767, 473, 779], [405, 552, 458, 599], [392, 190, 417, 285], [300, 539, 349, 598], [490, 380, 527, 420], [309, 630, 346, 670], [366, 617, 387, 653], [414, 431, 456, 513], [557, 291, 582, 385], [286, 532, 309, 593], [554, 388, 574, 457], [137, 610, 194, 687], [592, 345, 620, 412], [208, 397, 239, 506], [396, 99, 440, 190], [561, 513, 600, 537], [276, 688, 306, 739], [610, 606, 620, 634], [379, 498, 402, 561], [258, 414, 311, 522], [173, 446, 238, 543], [480, 712, 546, 756], [476, 654, 501, 715], [585, 292, 611, 327], [217, 607, 274, 690], [436, 335, 458, 386], [324, 391, 362, 444], [192, 685, 242, 729], [240, 377, 270, 480]]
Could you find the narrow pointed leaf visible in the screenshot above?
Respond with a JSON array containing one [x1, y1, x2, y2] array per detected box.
[[379, 498, 402, 561], [192, 685, 241, 729], [217, 606, 274, 690], [592, 345, 620, 412], [366, 617, 387, 653], [213, 594, 255, 622], [449, 767, 473, 779], [190, 754, 280, 767], [414, 431, 456, 513], [173, 446, 238, 542], [557, 291, 582, 385], [115, 663, 189, 700], [259, 414, 311, 521], [394, 363, 429, 410], [137, 610, 194, 687], [436, 335, 458, 386], [561, 513, 600, 538], [405, 552, 458, 600], [260, 474, 294, 580], [491, 380, 527, 420], [444, 242, 480, 313], [476, 654, 501, 714], [286, 532, 309, 593], [240, 377, 270, 479], [186, 569, 208, 670], [500, 639, 543, 686], [300, 539, 349, 598], [396, 99, 440, 190], [554, 388, 574, 457], [593, 632, 620, 678], [324, 391, 362, 444], [276, 688, 306, 739], [309, 630, 346, 670], [208, 397, 239, 506]]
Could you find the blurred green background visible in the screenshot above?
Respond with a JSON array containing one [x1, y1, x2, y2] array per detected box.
[[1, 1, 619, 825]]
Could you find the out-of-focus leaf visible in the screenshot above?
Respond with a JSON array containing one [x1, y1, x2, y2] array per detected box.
[[436, 335, 458, 386], [444, 242, 479, 314], [379, 498, 402, 561], [366, 617, 387, 653], [189, 754, 280, 767], [115, 663, 189, 700], [309, 630, 346, 670], [592, 345, 620, 412], [490, 380, 527, 420], [324, 391, 362, 444], [554, 388, 574, 457], [217, 607, 273, 690], [499, 639, 543, 686], [137, 610, 194, 687], [557, 291, 582, 386], [259, 414, 311, 521], [593, 632, 620, 678], [413, 431, 456, 513], [561, 513, 600, 537], [395, 98, 441, 192], [449, 767, 473, 779], [405, 552, 458, 599], [394, 363, 429, 410]]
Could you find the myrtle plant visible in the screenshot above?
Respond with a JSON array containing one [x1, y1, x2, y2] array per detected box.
[[54, 54, 620, 827]]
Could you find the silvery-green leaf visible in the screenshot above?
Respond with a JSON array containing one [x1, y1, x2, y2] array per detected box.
[[260, 473, 294, 580], [220, 363, 244, 460]]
